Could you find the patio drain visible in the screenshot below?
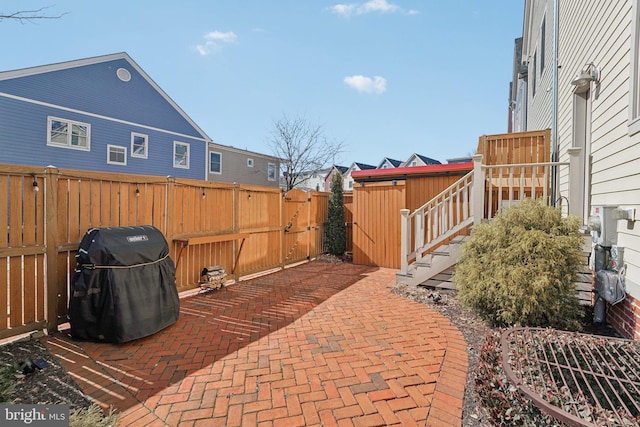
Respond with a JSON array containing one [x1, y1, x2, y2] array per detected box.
[[501, 327, 640, 426]]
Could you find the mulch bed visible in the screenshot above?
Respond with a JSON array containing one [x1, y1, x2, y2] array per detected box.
[[0, 334, 92, 409]]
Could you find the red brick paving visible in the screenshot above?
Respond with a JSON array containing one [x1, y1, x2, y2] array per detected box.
[[43, 261, 468, 426]]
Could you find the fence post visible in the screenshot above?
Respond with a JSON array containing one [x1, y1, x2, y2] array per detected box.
[[415, 210, 424, 264], [307, 191, 312, 260], [280, 189, 284, 269], [400, 209, 410, 275], [44, 166, 59, 333], [567, 147, 583, 219], [165, 176, 176, 251], [472, 154, 484, 225], [233, 183, 240, 281]]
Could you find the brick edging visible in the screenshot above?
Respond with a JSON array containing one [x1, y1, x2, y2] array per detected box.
[[425, 315, 469, 427]]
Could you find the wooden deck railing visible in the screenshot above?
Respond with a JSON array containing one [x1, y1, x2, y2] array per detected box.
[[400, 153, 577, 276], [400, 171, 474, 274], [483, 161, 568, 220]]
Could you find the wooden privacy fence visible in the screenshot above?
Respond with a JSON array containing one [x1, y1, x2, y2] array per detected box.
[[0, 164, 329, 340], [351, 168, 473, 269], [478, 129, 553, 215], [344, 193, 353, 252]]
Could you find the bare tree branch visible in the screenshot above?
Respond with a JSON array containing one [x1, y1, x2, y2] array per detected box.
[[268, 114, 343, 191], [0, 6, 68, 24]]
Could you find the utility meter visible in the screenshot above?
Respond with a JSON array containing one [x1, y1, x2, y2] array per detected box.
[[609, 245, 625, 271], [589, 206, 618, 246]]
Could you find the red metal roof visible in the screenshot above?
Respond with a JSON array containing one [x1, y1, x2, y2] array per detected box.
[[351, 161, 473, 180]]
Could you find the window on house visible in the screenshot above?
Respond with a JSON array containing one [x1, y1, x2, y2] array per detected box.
[[630, 0, 640, 134], [540, 16, 546, 74], [268, 163, 276, 181], [173, 141, 190, 169], [107, 145, 127, 165], [47, 117, 90, 151], [131, 133, 148, 158], [210, 152, 222, 174], [247, 158, 254, 167], [348, 181, 353, 189], [411, 161, 417, 166]]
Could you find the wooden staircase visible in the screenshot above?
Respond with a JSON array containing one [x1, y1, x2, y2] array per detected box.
[[397, 149, 575, 288], [397, 163, 477, 288], [396, 236, 468, 287]]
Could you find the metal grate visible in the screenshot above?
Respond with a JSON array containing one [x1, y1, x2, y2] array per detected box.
[[501, 327, 640, 426]]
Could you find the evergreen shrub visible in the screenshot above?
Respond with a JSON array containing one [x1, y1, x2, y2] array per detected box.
[[325, 172, 346, 256], [454, 198, 584, 329]]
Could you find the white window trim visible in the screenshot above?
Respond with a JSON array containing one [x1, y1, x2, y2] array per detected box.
[[629, 0, 640, 135], [540, 14, 546, 75], [131, 132, 148, 159], [247, 158, 254, 167], [267, 163, 276, 181], [210, 151, 222, 174], [173, 141, 190, 169], [47, 116, 91, 151], [107, 145, 127, 165]]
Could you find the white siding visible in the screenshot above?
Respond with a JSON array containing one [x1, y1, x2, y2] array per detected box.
[[525, 0, 554, 131], [553, 1, 640, 295]]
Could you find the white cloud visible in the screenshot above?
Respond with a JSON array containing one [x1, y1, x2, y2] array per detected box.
[[195, 31, 237, 56], [330, 0, 414, 17], [344, 75, 387, 94], [330, 4, 357, 17], [359, 0, 399, 14]]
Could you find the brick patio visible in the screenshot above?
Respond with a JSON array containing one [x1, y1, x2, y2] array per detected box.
[[43, 261, 468, 426]]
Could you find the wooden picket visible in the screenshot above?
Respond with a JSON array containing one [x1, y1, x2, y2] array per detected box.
[[0, 164, 331, 340]]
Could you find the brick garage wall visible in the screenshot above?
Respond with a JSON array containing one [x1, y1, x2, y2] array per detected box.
[[607, 293, 640, 340]]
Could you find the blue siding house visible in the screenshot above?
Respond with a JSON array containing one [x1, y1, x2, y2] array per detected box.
[[0, 52, 211, 179]]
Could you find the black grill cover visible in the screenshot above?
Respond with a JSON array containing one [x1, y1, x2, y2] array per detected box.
[[68, 226, 179, 343]]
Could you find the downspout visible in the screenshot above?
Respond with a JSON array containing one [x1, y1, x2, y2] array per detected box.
[[551, 0, 559, 205]]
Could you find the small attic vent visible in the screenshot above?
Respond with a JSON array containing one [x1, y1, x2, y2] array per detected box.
[[116, 68, 131, 82]]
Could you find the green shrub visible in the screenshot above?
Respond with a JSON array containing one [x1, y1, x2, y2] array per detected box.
[[454, 198, 584, 329], [325, 172, 346, 256]]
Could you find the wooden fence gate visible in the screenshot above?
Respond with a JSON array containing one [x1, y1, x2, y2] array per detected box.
[[282, 189, 311, 265]]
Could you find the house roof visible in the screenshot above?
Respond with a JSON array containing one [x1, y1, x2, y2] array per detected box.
[[353, 162, 377, 170], [351, 161, 473, 181], [332, 165, 349, 174], [415, 154, 441, 165], [0, 52, 212, 143], [378, 157, 403, 168], [446, 156, 473, 164]]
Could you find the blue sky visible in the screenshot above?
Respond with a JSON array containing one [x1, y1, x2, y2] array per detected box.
[[1, 0, 524, 167]]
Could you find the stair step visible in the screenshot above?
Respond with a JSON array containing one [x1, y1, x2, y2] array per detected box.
[[450, 235, 469, 245], [418, 267, 456, 290], [414, 261, 431, 268]]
